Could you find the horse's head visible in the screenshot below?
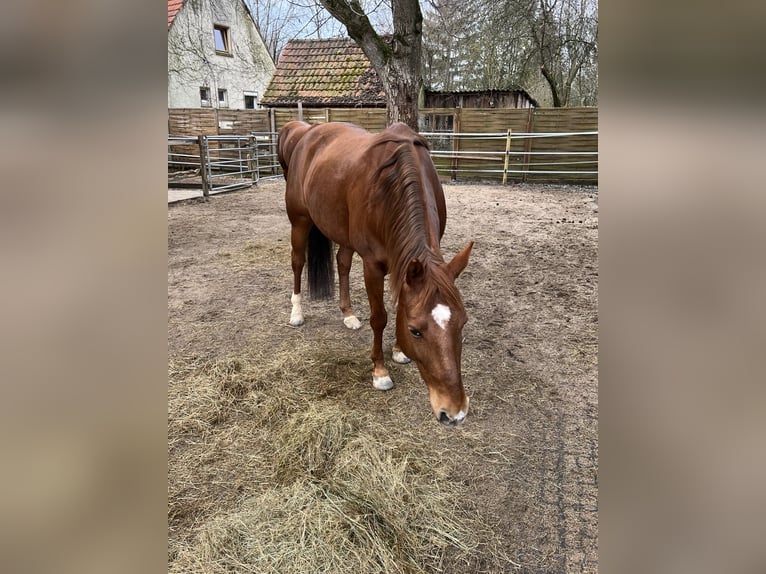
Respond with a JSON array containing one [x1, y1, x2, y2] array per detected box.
[[277, 121, 312, 178], [395, 241, 474, 427]]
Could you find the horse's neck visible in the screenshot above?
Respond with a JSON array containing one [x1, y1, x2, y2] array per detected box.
[[385, 204, 444, 299], [391, 187, 442, 257], [384, 193, 439, 253], [375, 141, 444, 291]]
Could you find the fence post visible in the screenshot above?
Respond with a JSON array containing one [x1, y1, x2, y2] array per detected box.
[[502, 129, 512, 186], [451, 110, 460, 182], [198, 135, 210, 197], [237, 136, 244, 181], [297, 101, 303, 122], [248, 134, 257, 184], [522, 107, 534, 183], [269, 108, 277, 175]]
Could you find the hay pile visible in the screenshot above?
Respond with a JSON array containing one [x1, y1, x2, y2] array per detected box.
[[169, 341, 484, 573]]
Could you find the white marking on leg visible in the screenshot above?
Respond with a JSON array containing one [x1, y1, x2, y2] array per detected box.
[[290, 292, 304, 326], [392, 350, 410, 364], [343, 315, 362, 330], [372, 375, 393, 391], [431, 303, 452, 330]]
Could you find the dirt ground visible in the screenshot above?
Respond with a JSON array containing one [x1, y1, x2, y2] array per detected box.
[[168, 178, 598, 572]]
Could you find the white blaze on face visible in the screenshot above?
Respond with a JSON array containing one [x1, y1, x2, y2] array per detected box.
[[431, 303, 452, 330]]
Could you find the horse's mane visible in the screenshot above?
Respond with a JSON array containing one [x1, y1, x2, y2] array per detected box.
[[370, 133, 457, 304]]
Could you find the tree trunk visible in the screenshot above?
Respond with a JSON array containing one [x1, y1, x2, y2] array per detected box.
[[540, 64, 563, 107], [384, 32, 421, 128], [319, 0, 422, 130], [386, 0, 422, 128]]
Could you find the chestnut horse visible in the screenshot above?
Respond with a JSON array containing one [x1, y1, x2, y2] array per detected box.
[[278, 121, 474, 426]]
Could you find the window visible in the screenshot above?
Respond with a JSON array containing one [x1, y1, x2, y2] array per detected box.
[[213, 25, 230, 55], [217, 88, 228, 108], [244, 91, 258, 109], [200, 86, 211, 107]]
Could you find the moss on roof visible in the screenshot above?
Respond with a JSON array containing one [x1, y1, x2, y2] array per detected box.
[[262, 38, 385, 107]]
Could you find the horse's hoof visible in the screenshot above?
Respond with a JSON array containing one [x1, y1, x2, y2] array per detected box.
[[392, 350, 410, 364], [289, 315, 304, 327], [343, 315, 362, 330], [372, 375, 393, 391]]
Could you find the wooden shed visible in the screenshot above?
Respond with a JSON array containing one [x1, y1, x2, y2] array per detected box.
[[423, 89, 537, 109]]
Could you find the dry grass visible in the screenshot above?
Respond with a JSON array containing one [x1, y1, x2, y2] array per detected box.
[[169, 181, 600, 571], [219, 240, 292, 269], [169, 340, 490, 574]]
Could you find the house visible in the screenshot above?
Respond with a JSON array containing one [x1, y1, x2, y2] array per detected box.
[[423, 89, 537, 109], [168, 0, 275, 110], [261, 38, 386, 108]]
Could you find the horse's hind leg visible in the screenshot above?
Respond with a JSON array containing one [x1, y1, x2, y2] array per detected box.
[[392, 343, 411, 364], [288, 218, 311, 326], [337, 246, 362, 330]]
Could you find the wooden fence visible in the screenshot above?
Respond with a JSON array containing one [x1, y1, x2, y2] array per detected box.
[[423, 107, 597, 184], [168, 107, 597, 184]]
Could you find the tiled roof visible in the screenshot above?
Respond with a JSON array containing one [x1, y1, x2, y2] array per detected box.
[[168, 0, 184, 29], [262, 38, 385, 107]]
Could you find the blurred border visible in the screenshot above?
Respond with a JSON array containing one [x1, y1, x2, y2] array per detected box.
[[1, 0, 765, 572], [601, 0, 766, 572], [0, 2, 168, 573]]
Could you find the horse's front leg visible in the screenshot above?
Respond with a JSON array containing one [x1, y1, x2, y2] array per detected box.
[[363, 260, 392, 390], [337, 246, 362, 330]]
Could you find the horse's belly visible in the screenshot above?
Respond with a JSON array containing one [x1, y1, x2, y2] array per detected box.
[[298, 139, 378, 251], [302, 178, 352, 245]]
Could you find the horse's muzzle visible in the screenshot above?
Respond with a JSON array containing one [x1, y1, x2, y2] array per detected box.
[[438, 409, 466, 427]]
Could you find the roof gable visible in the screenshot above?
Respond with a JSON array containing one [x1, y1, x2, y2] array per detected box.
[[168, 0, 183, 29], [262, 38, 385, 107]]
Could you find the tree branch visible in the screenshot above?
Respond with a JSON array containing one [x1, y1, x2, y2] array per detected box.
[[318, 0, 391, 71]]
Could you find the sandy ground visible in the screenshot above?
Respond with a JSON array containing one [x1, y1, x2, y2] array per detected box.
[[168, 179, 598, 572]]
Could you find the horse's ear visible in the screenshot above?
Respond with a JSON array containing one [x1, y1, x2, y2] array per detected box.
[[447, 241, 474, 279], [405, 258, 425, 288]]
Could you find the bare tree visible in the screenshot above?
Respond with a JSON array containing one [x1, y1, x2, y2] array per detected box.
[[168, 0, 276, 110], [319, 0, 423, 129], [422, 0, 481, 90], [249, 0, 597, 114], [527, 0, 597, 106], [168, 2, 218, 86], [246, 0, 346, 61], [422, 0, 597, 106], [423, 3, 502, 91], [246, 0, 298, 61]]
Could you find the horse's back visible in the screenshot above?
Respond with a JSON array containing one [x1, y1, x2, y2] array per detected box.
[[284, 121, 427, 187], [287, 123, 370, 180], [283, 123, 375, 244], [282, 121, 445, 247]]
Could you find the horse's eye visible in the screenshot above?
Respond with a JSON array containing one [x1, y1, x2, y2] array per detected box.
[[409, 327, 422, 338]]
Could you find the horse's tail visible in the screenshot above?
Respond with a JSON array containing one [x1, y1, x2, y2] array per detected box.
[[307, 225, 335, 300]]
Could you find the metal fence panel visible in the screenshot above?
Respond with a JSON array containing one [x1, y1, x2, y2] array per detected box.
[[169, 126, 597, 190]]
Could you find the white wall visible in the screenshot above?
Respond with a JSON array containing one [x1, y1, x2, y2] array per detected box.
[[168, 0, 275, 109]]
